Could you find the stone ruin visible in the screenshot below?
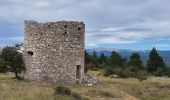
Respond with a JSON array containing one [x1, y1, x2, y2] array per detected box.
[[23, 20, 85, 83]]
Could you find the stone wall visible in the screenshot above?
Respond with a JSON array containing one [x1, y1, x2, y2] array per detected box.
[[23, 20, 85, 83]]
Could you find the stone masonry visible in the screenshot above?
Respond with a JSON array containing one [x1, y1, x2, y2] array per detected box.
[[23, 20, 85, 83]]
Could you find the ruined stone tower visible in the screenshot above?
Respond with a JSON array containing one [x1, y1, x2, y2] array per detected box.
[[23, 20, 85, 83]]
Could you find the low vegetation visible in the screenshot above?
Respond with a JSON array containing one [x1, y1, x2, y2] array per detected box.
[[88, 71, 170, 100], [1, 71, 170, 100], [0, 44, 170, 99], [0, 72, 123, 100], [0, 44, 25, 79], [54, 85, 89, 100], [85, 47, 170, 79]]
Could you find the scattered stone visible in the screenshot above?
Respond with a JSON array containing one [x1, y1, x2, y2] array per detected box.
[[82, 75, 99, 86], [87, 83, 93, 87], [110, 74, 118, 78]]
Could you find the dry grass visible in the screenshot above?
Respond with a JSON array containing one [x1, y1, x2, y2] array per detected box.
[[0, 73, 54, 100], [0, 72, 129, 100], [88, 71, 170, 100], [1, 71, 170, 100]]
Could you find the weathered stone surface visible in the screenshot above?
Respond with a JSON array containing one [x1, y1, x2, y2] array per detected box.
[[83, 75, 99, 86], [23, 20, 85, 83]]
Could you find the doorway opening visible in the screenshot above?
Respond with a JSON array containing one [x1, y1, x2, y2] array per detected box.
[[76, 65, 81, 80]]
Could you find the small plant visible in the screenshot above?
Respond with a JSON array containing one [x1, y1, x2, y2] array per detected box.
[[54, 85, 89, 100], [154, 67, 165, 76], [113, 67, 130, 78], [103, 67, 114, 76], [54, 85, 71, 96], [136, 71, 148, 81], [72, 92, 82, 100]]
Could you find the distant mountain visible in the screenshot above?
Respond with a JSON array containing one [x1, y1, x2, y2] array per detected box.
[[86, 48, 170, 66]]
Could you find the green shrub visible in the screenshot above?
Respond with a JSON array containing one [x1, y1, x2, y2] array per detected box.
[[54, 85, 89, 100], [136, 70, 148, 81], [165, 68, 170, 77], [72, 92, 82, 100], [119, 69, 131, 78], [154, 67, 166, 76], [103, 67, 114, 76], [113, 67, 129, 78], [85, 63, 100, 72], [54, 86, 71, 96], [103, 66, 148, 81]]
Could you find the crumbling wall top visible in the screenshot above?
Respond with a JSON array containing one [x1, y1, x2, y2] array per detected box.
[[25, 20, 85, 25]]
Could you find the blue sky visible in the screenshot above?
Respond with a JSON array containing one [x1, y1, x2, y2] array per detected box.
[[0, 0, 170, 50]]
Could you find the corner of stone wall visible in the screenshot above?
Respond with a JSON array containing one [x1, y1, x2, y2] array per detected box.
[[25, 20, 37, 25]]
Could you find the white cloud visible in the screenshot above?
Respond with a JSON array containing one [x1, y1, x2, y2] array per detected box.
[[0, 37, 23, 41], [152, 44, 170, 47], [0, 0, 170, 47], [100, 27, 123, 32], [86, 32, 137, 46]]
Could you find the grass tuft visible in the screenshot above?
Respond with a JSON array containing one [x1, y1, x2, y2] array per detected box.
[[54, 85, 71, 96]]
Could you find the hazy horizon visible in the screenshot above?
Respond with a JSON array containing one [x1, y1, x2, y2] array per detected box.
[[85, 47, 170, 51]]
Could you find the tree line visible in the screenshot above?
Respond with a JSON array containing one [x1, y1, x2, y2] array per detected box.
[[85, 48, 170, 80], [0, 44, 170, 80]]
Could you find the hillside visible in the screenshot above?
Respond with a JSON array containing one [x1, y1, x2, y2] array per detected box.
[[86, 48, 170, 66]]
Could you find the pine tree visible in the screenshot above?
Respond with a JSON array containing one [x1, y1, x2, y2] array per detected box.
[[128, 52, 143, 69], [109, 51, 123, 67], [91, 50, 99, 69], [84, 50, 91, 72], [147, 48, 166, 73], [98, 53, 106, 64], [85, 50, 91, 64], [98, 53, 108, 69]]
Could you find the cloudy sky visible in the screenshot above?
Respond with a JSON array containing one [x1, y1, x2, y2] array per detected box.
[[0, 0, 170, 50]]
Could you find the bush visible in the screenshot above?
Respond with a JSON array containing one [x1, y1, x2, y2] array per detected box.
[[103, 67, 131, 78], [103, 67, 114, 76], [108, 67, 131, 78], [154, 67, 166, 76], [136, 70, 148, 81], [159, 67, 170, 77], [85, 63, 99, 72], [118, 68, 131, 78], [165, 68, 170, 77], [103, 66, 148, 81], [72, 92, 82, 100], [54, 85, 89, 100], [54, 86, 71, 96]]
